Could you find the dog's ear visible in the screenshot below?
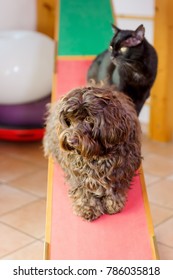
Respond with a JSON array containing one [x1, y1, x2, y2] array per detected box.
[[98, 102, 132, 148]]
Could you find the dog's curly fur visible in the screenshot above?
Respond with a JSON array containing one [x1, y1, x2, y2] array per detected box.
[[43, 86, 142, 221]]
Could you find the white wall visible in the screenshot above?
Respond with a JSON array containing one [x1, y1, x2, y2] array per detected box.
[[0, 0, 37, 31], [112, 0, 155, 18]]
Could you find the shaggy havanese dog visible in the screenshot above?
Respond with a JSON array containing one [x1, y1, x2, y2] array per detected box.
[[43, 86, 142, 221]]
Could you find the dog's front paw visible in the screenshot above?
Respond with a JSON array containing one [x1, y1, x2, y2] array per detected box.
[[102, 191, 127, 215], [81, 206, 99, 221], [73, 205, 102, 222]]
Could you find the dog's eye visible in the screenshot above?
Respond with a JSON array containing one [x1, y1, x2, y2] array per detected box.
[[64, 118, 71, 127], [85, 116, 93, 123], [85, 116, 94, 128]]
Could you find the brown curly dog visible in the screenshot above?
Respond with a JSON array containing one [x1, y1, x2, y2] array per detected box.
[[43, 86, 142, 221]]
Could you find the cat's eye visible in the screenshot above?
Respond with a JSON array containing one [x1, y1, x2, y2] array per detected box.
[[120, 47, 128, 53]]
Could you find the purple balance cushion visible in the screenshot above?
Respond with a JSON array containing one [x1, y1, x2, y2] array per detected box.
[[0, 95, 51, 127]]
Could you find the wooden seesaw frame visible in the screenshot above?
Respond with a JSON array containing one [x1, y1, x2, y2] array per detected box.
[[43, 0, 158, 260]]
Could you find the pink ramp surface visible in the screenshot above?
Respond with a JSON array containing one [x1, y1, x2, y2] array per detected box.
[[50, 165, 153, 260], [56, 59, 92, 97], [47, 58, 155, 259]]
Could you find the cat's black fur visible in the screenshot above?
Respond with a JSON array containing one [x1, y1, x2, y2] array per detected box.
[[87, 24, 158, 115]]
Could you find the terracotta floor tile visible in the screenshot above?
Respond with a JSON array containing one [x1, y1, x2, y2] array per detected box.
[[142, 136, 173, 159], [0, 200, 46, 239], [155, 217, 173, 248], [147, 179, 173, 209], [143, 173, 160, 187], [0, 141, 47, 168], [2, 241, 44, 260], [10, 169, 48, 197], [150, 203, 173, 226], [0, 154, 6, 161], [0, 154, 40, 183], [157, 243, 173, 260], [143, 154, 173, 177], [0, 223, 34, 258], [0, 185, 37, 216], [158, 144, 173, 158], [141, 136, 160, 156], [167, 174, 173, 181]]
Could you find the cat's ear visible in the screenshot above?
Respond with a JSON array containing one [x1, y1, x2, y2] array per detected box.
[[123, 25, 145, 47], [135, 24, 145, 41], [111, 23, 120, 36]]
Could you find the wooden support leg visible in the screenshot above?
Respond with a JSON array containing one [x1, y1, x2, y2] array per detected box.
[[150, 0, 173, 142]]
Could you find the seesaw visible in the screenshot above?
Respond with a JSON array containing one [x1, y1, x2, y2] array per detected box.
[[44, 0, 158, 260]]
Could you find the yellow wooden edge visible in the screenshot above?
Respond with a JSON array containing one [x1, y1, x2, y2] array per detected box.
[[116, 15, 154, 21], [139, 165, 159, 259], [149, 0, 173, 142], [51, 0, 58, 82], [43, 0, 59, 261], [44, 158, 54, 260], [51, 72, 57, 102], [44, 241, 50, 261], [54, 0, 58, 42]]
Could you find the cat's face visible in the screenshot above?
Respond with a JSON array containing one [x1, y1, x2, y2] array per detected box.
[[109, 24, 145, 64]]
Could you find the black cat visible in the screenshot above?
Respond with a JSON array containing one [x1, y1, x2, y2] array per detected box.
[[87, 24, 158, 115]]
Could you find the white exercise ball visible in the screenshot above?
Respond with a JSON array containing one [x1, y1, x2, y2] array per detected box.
[[0, 31, 54, 104]]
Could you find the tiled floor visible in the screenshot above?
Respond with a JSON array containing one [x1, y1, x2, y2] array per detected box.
[[0, 141, 47, 260], [0, 126, 173, 260]]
